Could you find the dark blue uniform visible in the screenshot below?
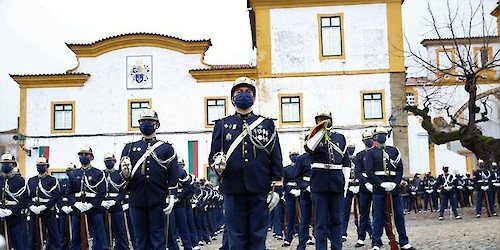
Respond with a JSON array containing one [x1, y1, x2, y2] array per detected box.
[[305, 130, 350, 250], [436, 172, 460, 218], [209, 112, 283, 249], [121, 138, 179, 249], [102, 167, 128, 249], [0, 174, 29, 250], [422, 175, 438, 212], [353, 149, 373, 244], [27, 174, 62, 250], [283, 161, 300, 245], [167, 167, 194, 250], [341, 171, 360, 240], [67, 166, 107, 250], [474, 167, 497, 216], [365, 145, 411, 249], [294, 153, 314, 250], [57, 177, 71, 249]]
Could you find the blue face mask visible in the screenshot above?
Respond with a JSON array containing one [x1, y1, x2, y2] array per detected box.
[[233, 92, 254, 109], [37, 165, 47, 174], [139, 122, 156, 136], [363, 139, 374, 148], [290, 155, 299, 163], [104, 161, 115, 169], [347, 147, 355, 156], [375, 134, 387, 144], [1, 164, 13, 173], [79, 156, 91, 165]]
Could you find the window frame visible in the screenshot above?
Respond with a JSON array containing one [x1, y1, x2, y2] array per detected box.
[[318, 13, 346, 61], [278, 93, 303, 127], [473, 46, 493, 68], [128, 98, 152, 131], [360, 90, 386, 123], [51, 101, 75, 134], [204, 96, 228, 128], [435, 48, 456, 71]]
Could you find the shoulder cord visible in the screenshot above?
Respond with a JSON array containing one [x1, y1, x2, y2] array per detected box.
[[106, 174, 125, 190], [481, 170, 491, 180], [38, 177, 59, 197], [327, 135, 347, 160], [151, 147, 177, 171], [444, 174, 455, 187], [5, 179, 26, 202], [83, 170, 105, 194], [458, 179, 465, 186]]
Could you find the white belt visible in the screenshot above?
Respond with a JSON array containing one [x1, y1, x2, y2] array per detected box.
[[106, 193, 119, 198], [75, 192, 97, 198], [178, 188, 183, 192], [477, 180, 487, 182], [287, 182, 297, 186], [312, 163, 342, 170], [362, 173, 368, 178], [302, 177, 310, 182], [32, 197, 50, 203], [4, 201, 17, 206], [374, 171, 396, 176], [62, 198, 68, 202]]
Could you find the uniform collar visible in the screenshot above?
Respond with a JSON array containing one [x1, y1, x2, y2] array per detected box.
[[142, 137, 157, 142], [81, 165, 93, 172], [38, 173, 48, 179], [104, 168, 115, 174], [235, 111, 254, 119]]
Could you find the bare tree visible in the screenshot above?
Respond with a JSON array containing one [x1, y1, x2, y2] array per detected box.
[[404, 0, 500, 166]]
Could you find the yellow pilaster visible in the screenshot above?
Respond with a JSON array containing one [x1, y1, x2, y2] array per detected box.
[[386, 1, 405, 73], [19, 88, 27, 176], [429, 142, 436, 176], [254, 8, 272, 77]]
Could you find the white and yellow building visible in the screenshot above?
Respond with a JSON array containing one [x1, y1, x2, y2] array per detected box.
[[11, 0, 409, 181]]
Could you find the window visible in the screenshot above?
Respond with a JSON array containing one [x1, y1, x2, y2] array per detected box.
[[205, 97, 227, 127], [361, 92, 384, 122], [436, 49, 455, 70], [406, 92, 416, 106], [474, 47, 492, 68], [280, 94, 302, 124], [128, 99, 151, 131], [319, 14, 344, 58], [51, 101, 75, 133]]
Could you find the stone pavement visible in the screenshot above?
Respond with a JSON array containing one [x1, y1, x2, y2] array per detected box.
[[197, 207, 500, 250]]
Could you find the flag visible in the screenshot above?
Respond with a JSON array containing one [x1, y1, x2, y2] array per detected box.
[[39, 146, 50, 162], [188, 141, 198, 177]]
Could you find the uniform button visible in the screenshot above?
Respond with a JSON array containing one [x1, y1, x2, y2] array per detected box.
[[244, 142, 248, 145], [244, 150, 248, 154], [147, 161, 150, 163], [146, 175, 150, 178], [146, 168, 149, 171], [244, 159, 248, 162]]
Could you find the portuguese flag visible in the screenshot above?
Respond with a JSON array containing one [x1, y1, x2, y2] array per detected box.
[[39, 146, 50, 161], [188, 141, 198, 177]]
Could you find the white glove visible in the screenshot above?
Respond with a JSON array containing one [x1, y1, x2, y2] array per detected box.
[[444, 186, 452, 191], [481, 186, 489, 191], [101, 200, 109, 209], [267, 191, 280, 211], [74, 202, 87, 212], [62, 206, 73, 214], [0, 209, 7, 218], [107, 200, 116, 208], [2, 209, 12, 217], [365, 183, 373, 192], [38, 205, 47, 213], [163, 195, 176, 215], [380, 182, 396, 192], [290, 189, 301, 197], [349, 186, 360, 194], [494, 183, 500, 187], [83, 203, 93, 211], [426, 189, 433, 194], [468, 186, 473, 190], [29, 205, 39, 214], [305, 186, 311, 193], [122, 203, 129, 211], [457, 186, 463, 189]]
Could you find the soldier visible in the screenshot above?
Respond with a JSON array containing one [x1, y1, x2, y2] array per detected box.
[[208, 76, 283, 249], [59, 163, 76, 249], [436, 166, 462, 220], [365, 126, 414, 250], [304, 109, 351, 250], [101, 152, 128, 249], [422, 172, 438, 212], [353, 130, 374, 248], [464, 172, 474, 207], [294, 152, 315, 250], [282, 149, 301, 247], [455, 172, 466, 208], [341, 141, 359, 242], [167, 157, 195, 250], [0, 153, 29, 250], [119, 108, 180, 249], [492, 163, 499, 208], [27, 157, 62, 250], [65, 146, 108, 250], [474, 160, 497, 217]]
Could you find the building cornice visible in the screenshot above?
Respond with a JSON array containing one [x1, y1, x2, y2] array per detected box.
[[66, 33, 212, 57], [420, 36, 500, 47], [249, 0, 401, 9], [190, 67, 257, 82], [10, 73, 90, 88]]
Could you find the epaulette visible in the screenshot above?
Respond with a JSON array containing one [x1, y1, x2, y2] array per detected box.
[[213, 115, 232, 122], [259, 114, 277, 121]]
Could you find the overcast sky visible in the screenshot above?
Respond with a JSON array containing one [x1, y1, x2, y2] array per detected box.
[[0, 0, 497, 131]]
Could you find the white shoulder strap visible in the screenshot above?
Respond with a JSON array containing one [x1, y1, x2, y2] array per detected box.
[[225, 117, 265, 160], [131, 141, 165, 178]]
